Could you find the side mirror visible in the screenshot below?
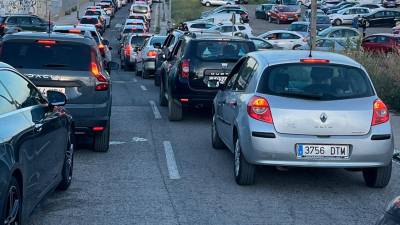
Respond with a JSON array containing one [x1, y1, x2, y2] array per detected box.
[[47, 91, 67, 107], [134, 46, 140, 52], [102, 39, 110, 45], [162, 54, 166, 59], [153, 43, 162, 49]]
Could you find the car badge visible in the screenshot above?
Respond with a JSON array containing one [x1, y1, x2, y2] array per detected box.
[[320, 113, 327, 123], [221, 63, 228, 69]]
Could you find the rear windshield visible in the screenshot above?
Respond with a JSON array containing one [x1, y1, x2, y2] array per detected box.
[[194, 41, 254, 62], [85, 11, 101, 16], [132, 5, 148, 13], [129, 15, 145, 20], [150, 36, 166, 45], [123, 28, 144, 34], [277, 5, 297, 12], [257, 63, 374, 100], [53, 30, 100, 43], [288, 24, 308, 32], [80, 18, 98, 24], [130, 36, 148, 46], [0, 42, 91, 71]]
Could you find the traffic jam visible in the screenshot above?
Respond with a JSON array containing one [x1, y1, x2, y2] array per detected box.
[[0, 0, 400, 224]]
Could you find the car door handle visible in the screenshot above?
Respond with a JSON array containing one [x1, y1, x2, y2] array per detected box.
[[34, 123, 43, 133]]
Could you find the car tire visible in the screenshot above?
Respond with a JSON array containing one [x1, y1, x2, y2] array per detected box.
[[93, 121, 110, 152], [168, 97, 183, 121], [1, 177, 21, 225], [57, 135, 74, 191], [362, 161, 392, 188], [334, 19, 342, 26], [212, 115, 226, 149], [293, 44, 301, 50], [159, 80, 168, 106], [234, 138, 256, 185], [206, 2, 211, 6]]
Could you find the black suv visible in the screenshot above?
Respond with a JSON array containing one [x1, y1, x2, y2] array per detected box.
[[154, 29, 184, 86], [0, 32, 117, 152], [159, 32, 256, 121], [0, 15, 51, 36]]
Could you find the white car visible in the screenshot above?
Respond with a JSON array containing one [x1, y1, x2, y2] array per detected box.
[[184, 20, 216, 32], [258, 30, 307, 50], [202, 10, 243, 24], [329, 7, 370, 26], [201, 0, 236, 7], [84, 8, 111, 28], [130, 4, 151, 21], [208, 23, 253, 36], [125, 19, 149, 31]]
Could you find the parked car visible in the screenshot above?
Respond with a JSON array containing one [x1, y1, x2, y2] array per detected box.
[[355, 3, 384, 11], [159, 32, 256, 121], [135, 35, 167, 78], [268, 5, 299, 24], [288, 22, 309, 37], [326, 2, 357, 14], [184, 20, 216, 32], [120, 33, 152, 70], [0, 14, 51, 36], [202, 8, 249, 23], [201, 5, 246, 18], [362, 33, 400, 54], [79, 16, 105, 34], [322, 1, 356, 14], [84, 8, 111, 28], [212, 50, 393, 187], [154, 30, 185, 86], [359, 10, 400, 27], [317, 26, 361, 42], [376, 196, 400, 224], [329, 7, 371, 26], [0, 32, 118, 152], [201, 0, 236, 7], [124, 19, 149, 31], [52, 25, 112, 67], [382, 0, 397, 8], [298, 38, 358, 52], [0, 62, 74, 225], [208, 23, 253, 36], [258, 30, 307, 49], [255, 4, 274, 20]]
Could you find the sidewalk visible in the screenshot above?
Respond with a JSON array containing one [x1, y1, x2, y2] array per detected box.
[[54, 1, 95, 25]]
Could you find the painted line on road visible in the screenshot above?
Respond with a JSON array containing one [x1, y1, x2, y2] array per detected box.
[[163, 141, 181, 180], [115, 23, 122, 28], [149, 100, 162, 119], [140, 85, 147, 91]]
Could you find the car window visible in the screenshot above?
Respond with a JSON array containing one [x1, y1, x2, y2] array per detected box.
[[0, 70, 42, 109], [191, 23, 204, 29], [234, 57, 257, 91], [80, 17, 98, 24], [238, 26, 246, 31], [343, 29, 358, 37], [376, 36, 389, 43], [31, 17, 42, 25], [0, 79, 17, 115], [150, 36, 166, 46], [257, 63, 375, 100], [194, 40, 254, 61], [225, 59, 246, 90], [6, 17, 17, 25], [374, 11, 385, 17], [252, 39, 273, 49], [18, 17, 32, 25], [221, 26, 236, 33], [330, 30, 343, 38], [280, 33, 299, 39], [130, 35, 148, 46]]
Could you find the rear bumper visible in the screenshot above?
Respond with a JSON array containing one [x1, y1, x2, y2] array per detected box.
[[239, 118, 394, 168], [143, 58, 156, 71], [170, 81, 218, 106]]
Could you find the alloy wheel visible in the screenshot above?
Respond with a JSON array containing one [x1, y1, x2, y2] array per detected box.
[[4, 185, 20, 225]]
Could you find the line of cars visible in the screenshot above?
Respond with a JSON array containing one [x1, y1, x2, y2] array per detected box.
[[0, 0, 130, 223]]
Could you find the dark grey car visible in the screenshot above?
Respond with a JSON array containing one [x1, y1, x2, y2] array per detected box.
[[0, 62, 73, 224], [0, 32, 114, 152]]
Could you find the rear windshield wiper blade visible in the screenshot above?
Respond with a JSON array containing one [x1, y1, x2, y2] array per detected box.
[[277, 92, 323, 100], [43, 64, 68, 68]]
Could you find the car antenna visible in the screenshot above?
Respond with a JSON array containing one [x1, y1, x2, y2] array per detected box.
[[48, 10, 51, 37], [308, 22, 312, 58]]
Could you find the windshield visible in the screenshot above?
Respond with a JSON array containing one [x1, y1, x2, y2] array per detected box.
[[123, 28, 144, 34], [288, 24, 308, 32], [277, 6, 298, 12], [317, 28, 332, 37], [257, 63, 374, 100], [85, 11, 101, 16], [317, 16, 330, 24], [0, 42, 91, 71], [80, 18, 98, 24], [132, 5, 148, 13], [130, 36, 148, 46], [150, 36, 167, 45], [282, 0, 297, 5], [194, 41, 254, 61]]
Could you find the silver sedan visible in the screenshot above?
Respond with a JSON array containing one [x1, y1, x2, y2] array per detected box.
[[212, 50, 393, 187]]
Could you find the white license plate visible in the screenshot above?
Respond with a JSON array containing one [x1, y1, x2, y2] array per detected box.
[[296, 144, 349, 159], [208, 76, 227, 83], [288, 18, 294, 20], [37, 87, 65, 97]]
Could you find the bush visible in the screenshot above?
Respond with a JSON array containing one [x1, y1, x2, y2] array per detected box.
[[171, 0, 211, 24], [347, 52, 400, 112]]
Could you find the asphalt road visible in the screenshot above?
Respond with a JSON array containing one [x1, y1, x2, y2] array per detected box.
[[28, 3, 400, 225]]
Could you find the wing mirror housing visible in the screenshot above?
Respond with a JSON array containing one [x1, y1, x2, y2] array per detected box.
[[47, 91, 67, 107]]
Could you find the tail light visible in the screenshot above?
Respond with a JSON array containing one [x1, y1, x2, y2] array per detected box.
[[0, 24, 6, 29], [180, 59, 190, 78], [91, 51, 108, 91], [147, 50, 157, 57], [124, 45, 131, 56], [372, 99, 389, 126], [37, 40, 56, 45], [240, 12, 248, 17], [247, 96, 273, 124]]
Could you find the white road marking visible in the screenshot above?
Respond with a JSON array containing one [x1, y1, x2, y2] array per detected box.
[[163, 141, 181, 179], [115, 23, 122, 28], [131, 137, 148, 142], [149, 100, 162, 119], [133, 78, 138, 83], [109, 141, 127, 145], [140, 85, 147, 91]]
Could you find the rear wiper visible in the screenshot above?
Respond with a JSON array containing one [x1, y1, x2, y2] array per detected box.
[[278, 92, 323, 100], [43, 64, 68, 68]]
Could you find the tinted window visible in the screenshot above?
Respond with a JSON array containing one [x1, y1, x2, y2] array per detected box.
[[85, 10, 101, 16], [132, 5, 148, 13], [288, 24, 308, 32], [150, 36, 166, 45], [80, 18, 98, 24], [376, 36, 389, 43], [0, 42, 91, 71], [130, 36, 148, 46], [194, 41, 254, 61], [0, 70, 42, 108], [280, 33, 300, 39], [221, 26, 236, 32], [252, 39, 273, 49], [31, 17, 42, 25], [0, 79, 16, 115], [234, 58, 257, 91], [191, 23, 205, 29], [123, 28, 144, 34], [6, 17, 17, 25], [18, 17, 32, 25], [257, 64, 374, 100]]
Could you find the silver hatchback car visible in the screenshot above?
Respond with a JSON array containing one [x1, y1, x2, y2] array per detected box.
[[212, 50, 393, 187]]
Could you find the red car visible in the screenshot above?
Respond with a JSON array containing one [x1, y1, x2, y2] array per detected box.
[[362, 33, 400, 54], [268, 5, 299, 24]]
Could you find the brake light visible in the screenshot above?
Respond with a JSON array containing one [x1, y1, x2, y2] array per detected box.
[[247, 96, 273, 124], [37, 40, 56, 45], [300, 59, 330, 63], [69, 29, 82, 33], [124, 45, 131, 56], [0, 24, 6, 29], [147, 50, 157, 57], [92, 126, 105, 132], [372, 99, 389, 126], [90, 51, 108, 91], [181, 59, 190, 78]]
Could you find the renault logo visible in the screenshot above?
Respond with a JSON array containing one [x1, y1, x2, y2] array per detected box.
[[320, 113, 328, 123]]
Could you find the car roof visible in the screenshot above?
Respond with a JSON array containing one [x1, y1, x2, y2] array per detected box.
[[53, 25, 97, 31], [1, 31, 96, 45], [291, 21, 309, 25], [185, 32, 251, 41], [249, 50, 360, 67]]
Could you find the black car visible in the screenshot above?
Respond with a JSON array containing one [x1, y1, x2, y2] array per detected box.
[[326, 2, 357, 14], [0, 15, 51, 36], [360, 9, 400, 27], [0, 62, 73, 224], [159, 32, 256, 121], [0, 32, 117, 152], [154, 29, 184, 86], [322, 1, 355, 14], [255, 4, 274, 20]]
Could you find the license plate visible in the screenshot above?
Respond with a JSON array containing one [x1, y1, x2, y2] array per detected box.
[[208, 76, 227, 83], [288, 17, 294, 20], [296, 144, 349, 159], [37, 87, 65, 97]]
